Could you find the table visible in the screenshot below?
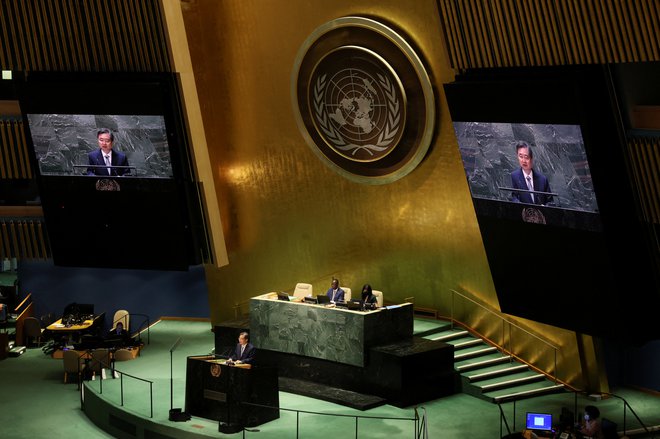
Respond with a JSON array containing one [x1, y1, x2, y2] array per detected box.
[[249, 293, 413, 367], [46, 315, 103, 344]]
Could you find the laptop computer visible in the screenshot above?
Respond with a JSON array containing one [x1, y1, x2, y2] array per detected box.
[[277, 292, 290, 301], [316, 295, 330, 304], [526, 412, 553, 433], [347, 299, 363, 311], [303, 296, 318, 304]]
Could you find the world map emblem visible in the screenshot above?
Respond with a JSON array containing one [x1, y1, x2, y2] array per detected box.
[[311, 47, 405, 162], [292, 17, 435, 184]]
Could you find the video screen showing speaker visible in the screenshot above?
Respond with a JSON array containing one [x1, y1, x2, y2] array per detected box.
[[19, 72, 209, 270], [453, 121, 601, 232], [26, 113, 174, 179], [445, 66, 659, 338]]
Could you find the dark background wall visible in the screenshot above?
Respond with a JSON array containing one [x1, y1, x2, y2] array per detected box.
[[17, 261, 210, 334]]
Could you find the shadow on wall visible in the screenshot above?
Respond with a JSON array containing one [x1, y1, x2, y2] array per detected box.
[[17, 261, 209, 331]]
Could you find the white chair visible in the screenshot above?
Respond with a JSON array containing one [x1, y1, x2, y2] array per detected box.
[[112, 310, 130, 332], [342, 287, 352, 302], [372, 290, 384, 308], [293, 283, 313, 299]]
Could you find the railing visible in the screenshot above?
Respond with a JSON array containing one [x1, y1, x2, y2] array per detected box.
[[81, 350, 154, 419], [497, 389, 658, 438], [578, 391, 654, 438], [240, 401, 426, 439], [448, 289, 560, 383], [131, 313, 152, 345]]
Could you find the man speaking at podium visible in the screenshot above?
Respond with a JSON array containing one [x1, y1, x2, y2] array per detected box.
[[227, 332, 256, 365], [87, 128, 130, 176], [510, 141, 553, 206]]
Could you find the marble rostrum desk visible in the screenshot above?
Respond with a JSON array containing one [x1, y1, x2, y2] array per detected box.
[[249, 294, 414, 367], [215, 294, 455, 409]]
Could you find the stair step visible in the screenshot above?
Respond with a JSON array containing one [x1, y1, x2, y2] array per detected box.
[[452, 338, 484, 350], [464, 364, 530, 382], [476, 372, 546, 392], [488, 383, 565, 404], [429, 330, 469, 342], [454, 346, 498, 361], [414, 321, 453, 338], [456, 354, 512, 372]]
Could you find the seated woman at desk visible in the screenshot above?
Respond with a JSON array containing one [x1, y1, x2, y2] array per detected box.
[[360, 284, 378, 309], [576, 405, 603, 439]]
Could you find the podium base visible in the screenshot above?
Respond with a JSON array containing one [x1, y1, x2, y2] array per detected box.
[[168, 408, 191, 422], [218, 423, 243, 434]]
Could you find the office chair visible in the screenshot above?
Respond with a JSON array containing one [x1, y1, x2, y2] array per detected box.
[[293, 283, 313, 299], [62, 349, 85, 384], [372, 290, 384, 308], [112, 309, 130, 332], [342, 287, 352, 302], [23, 317, 44, 347]]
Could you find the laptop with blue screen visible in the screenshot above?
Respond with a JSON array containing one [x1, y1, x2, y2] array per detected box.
[[526, 412, 553, 432]]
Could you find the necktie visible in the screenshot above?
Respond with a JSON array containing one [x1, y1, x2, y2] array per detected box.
[[332, 289, 336, 302], [104, 155, 111, 175], [526, 175, 534, 203], [240, 345, 245, 358]]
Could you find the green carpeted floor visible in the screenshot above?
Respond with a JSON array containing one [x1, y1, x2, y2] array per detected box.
[[1, 319, 659, 438]]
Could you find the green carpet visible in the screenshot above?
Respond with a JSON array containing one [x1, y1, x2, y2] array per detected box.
[[1, 319, 659, 438]]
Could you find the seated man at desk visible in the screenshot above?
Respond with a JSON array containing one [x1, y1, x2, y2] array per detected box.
[[326, 278, 345, 304], [106, 322, 131, 347], [227, 332, 256, 365]]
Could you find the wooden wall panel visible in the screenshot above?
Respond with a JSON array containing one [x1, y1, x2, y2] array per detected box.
[[438, 0, 660, 68], [0, 219, 49, 260], [0, 0, 171, 72], [0, 119, 31, 179]]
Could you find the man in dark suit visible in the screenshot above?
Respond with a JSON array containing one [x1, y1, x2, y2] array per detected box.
[[326, 278, 345, 303], [228, 331, 256, 365], [510, 141, 553, 205], [87, 128, 130, 176]]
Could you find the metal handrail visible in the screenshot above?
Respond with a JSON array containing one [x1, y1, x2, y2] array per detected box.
[[241, 401, 422, 438], [82, 350, 154, 418], [449, 288, 559, 383], [591, 391, 653, 437]]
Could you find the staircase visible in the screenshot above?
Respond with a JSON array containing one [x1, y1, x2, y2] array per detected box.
[[417, 321, 565, 404]]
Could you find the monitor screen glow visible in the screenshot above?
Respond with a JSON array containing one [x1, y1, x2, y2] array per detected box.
[[526, 412, 553, 431]]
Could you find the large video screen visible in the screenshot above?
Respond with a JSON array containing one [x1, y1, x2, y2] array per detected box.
[[27, 114, 173, 178], [16, 72, 209, 270], [453, 121, 601, 231]]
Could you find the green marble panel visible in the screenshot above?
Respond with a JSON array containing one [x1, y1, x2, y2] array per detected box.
[[249, 296, 413, 367]]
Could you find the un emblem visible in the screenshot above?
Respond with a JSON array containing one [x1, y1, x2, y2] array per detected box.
[[312, 47, 405, 162], [292, 17, 435, 184]]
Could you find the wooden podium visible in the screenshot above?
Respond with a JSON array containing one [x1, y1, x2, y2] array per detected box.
[[185, 355, 279, 432]]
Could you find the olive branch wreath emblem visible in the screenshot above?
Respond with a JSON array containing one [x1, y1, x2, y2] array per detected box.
[[313, 73, 401, 156]]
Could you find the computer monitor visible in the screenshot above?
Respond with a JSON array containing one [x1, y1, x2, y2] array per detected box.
[[526, 413, 553, 431], [303, 296, 318, 304], [317, 295, 330, 304], [347, 300, 363, 311], [277, 292, 290, 301]]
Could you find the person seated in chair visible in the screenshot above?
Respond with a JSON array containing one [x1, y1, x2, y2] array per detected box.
[[326, 278, 345, 304], [227, 332, 256, 365], [576, 405, 603, 439], [360, 284, 378, 310], [106, 322, 131, 347]]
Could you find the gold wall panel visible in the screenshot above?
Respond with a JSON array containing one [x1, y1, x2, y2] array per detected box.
[[178, 0, 595, 388]]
